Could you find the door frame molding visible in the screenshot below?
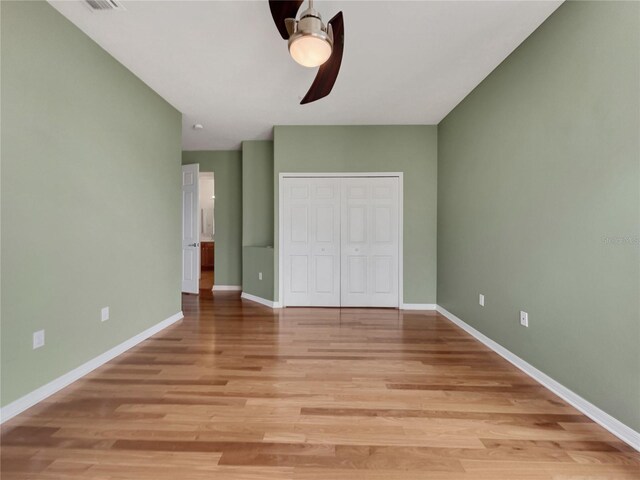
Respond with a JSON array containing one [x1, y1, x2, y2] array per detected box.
[[278, 172, 404, 308]]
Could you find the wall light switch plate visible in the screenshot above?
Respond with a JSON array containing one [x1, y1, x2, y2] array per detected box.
[[520, 311, 529, 327], [33, 330, 45, 349], [479, 294, 485, 306], [101, 307, 109, 322], [258, 272, 262, 281]]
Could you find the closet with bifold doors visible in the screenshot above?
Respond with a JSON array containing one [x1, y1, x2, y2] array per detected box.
[[282, 175, 400, 307]]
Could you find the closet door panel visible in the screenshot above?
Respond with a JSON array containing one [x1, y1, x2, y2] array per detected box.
[[283, 178, 341, 306], [341, 177, 399, 307]]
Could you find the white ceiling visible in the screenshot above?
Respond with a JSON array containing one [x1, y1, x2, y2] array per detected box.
[[49, 0, 562, 150]]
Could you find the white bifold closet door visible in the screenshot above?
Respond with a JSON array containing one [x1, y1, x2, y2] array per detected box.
[[283, 178, 341, 306], [340, 177, 399, 307], [283, 176, 399, 307]]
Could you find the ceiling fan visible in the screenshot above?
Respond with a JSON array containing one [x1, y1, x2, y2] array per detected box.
[[268, 0, 344, 104]]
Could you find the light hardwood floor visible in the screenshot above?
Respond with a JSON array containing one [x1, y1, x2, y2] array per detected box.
[[1, 291, 638, 479], [199, 269, 214, 290]]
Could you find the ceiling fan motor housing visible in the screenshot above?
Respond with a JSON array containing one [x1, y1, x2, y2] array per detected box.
[[287, 7, 334, 50]]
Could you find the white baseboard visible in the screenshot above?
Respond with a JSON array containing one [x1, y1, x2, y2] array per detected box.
[[212, 285, 242, 291], [401, 303, 436, 310], [241, 292, 282, 309], [436, 305, 640, 451], [0, 311, 184, 424]]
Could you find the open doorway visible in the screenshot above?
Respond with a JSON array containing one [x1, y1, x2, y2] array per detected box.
[[199, 172, 215, 290]]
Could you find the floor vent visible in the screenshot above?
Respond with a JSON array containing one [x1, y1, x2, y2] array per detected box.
[[85, 0, 125, 11]]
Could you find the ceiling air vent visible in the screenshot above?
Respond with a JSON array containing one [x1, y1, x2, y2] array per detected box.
[[85, 0, 125, 11]]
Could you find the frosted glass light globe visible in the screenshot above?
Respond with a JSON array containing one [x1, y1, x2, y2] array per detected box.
[[289, 35, 332, 68]]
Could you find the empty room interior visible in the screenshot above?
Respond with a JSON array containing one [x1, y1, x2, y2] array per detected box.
[[1, 0, 639, 478]]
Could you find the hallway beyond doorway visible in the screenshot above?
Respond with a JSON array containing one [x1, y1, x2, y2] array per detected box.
[[199, 269, 214, 291]]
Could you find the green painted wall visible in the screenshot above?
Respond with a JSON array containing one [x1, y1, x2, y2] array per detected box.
[[242, 247, 275, 301], [182, 151, 242, 286], [438, 1, 640, 430], [241, 141, 275, 300], [1, 1, 182, 406], [242, 141, 274, 247], [273, 126, 438, 304]]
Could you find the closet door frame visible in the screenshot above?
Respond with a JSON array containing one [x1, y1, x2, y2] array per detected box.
[[278, 172, 404, 308]]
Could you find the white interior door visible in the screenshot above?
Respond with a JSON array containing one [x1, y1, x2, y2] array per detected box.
[[182, 164, 200, 294], [283, 178, 341, 306], [341, 177, 399, 307]]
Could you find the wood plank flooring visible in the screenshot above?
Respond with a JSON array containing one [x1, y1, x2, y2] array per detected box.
[[2, 291, 638, 479], [199, 270, 214, 290]]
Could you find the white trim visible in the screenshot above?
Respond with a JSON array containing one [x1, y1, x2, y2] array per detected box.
[[278, 172, 404, 308], [212, 285, 242, 291], [401, 303, 436, 310], [241, 292, 282, 309], [280, 172, 405, 178], [0, 311, 184, 424], [278, 174, 285, 306], [398, 174, 404, 308], [436, 305, 640, 451]]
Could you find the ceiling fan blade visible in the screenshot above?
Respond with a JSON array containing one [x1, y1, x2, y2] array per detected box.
[[301, 11, 344, 104], [269, 0, 303, 39]]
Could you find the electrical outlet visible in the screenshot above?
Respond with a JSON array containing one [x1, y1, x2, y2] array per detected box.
[[101, 306, 109, 322], [33, 330, 45, 349], [520, 311, 529, 327], [258, 272, 262, 281], [479, 294, 485, 306]]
